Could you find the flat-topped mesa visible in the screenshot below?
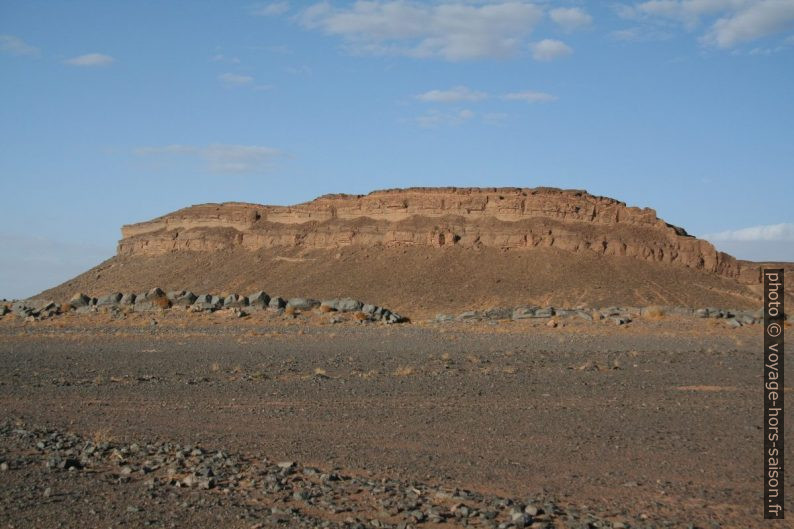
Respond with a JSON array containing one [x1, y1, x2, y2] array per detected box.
[[118, 187, 740, 277]]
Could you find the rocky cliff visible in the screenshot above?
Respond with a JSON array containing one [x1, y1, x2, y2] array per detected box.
[[117, 187, 740, 277]]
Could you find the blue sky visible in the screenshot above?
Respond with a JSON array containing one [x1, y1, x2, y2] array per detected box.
[[1, 0, 793, 299]]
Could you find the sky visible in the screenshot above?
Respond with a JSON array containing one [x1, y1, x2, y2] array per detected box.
[[1, 0, 793, 299]]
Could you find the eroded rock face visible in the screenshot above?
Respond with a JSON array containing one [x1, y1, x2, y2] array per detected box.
[[117, 187, 740, 277]]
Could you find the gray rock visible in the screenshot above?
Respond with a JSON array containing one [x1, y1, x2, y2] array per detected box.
[[694, 308, 709, 318], [287, 298, 320, 311], [172, 291, 198, 307], [247, 291, 271, 309], [523, 505, 539, 516], [534, 307, 555, 318], [12, 301, 36, 318], [435, 314, 454, 323], [191, 294, 219, 312], [145, 287, 166, 300], [319, 300, 338, 311], [361, 304, 377, 315], [457, 311, 481, 321], [223, 294, 248, 308], [726, 318, 742, 328], [69, 293, 91, 309], [210, 295, 223, 307], [322, 298, 363, 312], [512, 307, 536, 320], [166, 290, 185, 301], [119, 293, 136, 305], [610, 316, 631, 325], [337, 298, 364, 312], [268, 297, 286, 310], [135, 289, 170, 312], [385, 312, 405, 324], [511, 512, 532, 528], [575, 310, 593, 321], [739, 313, 757, 325], [96, 293, 122, 306], [37, 302, 59, 318], [483, 307, 512, 320], [707, 307, 724, 318]]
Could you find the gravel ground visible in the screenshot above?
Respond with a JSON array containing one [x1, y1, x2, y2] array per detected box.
[[0, 314, 791, 528]]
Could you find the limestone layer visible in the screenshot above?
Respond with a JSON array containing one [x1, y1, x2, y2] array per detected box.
[[118, 187, 740, 277]]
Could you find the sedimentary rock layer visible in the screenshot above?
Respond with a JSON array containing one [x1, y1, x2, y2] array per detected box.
[[118, 187, 739, 277]]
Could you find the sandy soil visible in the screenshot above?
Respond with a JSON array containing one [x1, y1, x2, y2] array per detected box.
[[0, 313, 791, 528]]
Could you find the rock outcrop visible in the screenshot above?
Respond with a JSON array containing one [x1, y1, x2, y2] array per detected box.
[[117, 187, 740, 277]]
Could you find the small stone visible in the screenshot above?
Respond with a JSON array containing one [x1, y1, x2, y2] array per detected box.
[[524, 505, 539, 516], [511, 512, 532, 528]]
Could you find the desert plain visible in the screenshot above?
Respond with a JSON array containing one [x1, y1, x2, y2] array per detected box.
[[1, 308, 791, 529]]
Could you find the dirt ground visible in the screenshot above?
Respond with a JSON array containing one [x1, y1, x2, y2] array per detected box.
[[0, 312, 791, 528]]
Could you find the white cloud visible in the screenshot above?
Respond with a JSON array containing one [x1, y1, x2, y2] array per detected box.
[[704, 1, 794, 47], [210, 53, 241, 63], [530, 39, 573, 61], [135, 144, 283, 173], [252, 1, 290, 16], [297, 1, 544, 61], [219, 72, 254, 85], [64, 53, 115, 67], [616, 0, 794, 48], [0, 35, 39, 57], [550, 7, 593, 32], [416, 85, 487, 103], [502, 90, 557, 102], [414, 108, 475, 128], [703, 222, 794, 241]]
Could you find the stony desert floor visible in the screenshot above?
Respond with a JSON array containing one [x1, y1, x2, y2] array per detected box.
[[0, 311, 791, 528]]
